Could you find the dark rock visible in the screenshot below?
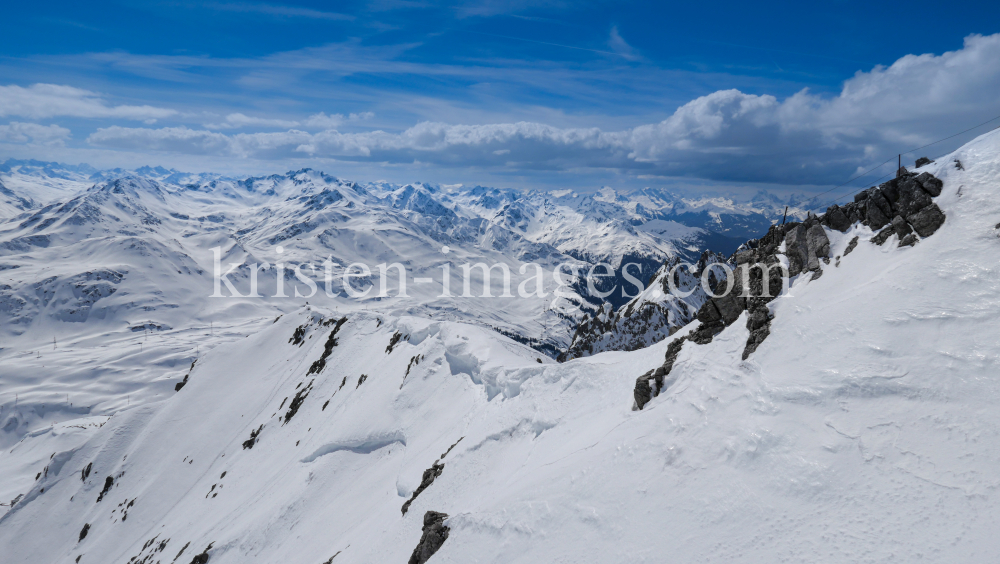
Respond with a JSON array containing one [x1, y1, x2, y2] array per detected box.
[[408, 512, 450, 564], [79, 523, 90, 542], [81, 462, 92, 482], [747, 306, 769, 331], [805, 224, 830, 271], [891, 216, 913, 238], [844, 236, 859, 256], [784, 224, 809, 277], [916, 172, 944, 197], [906, 203, 946, 237], [688, 321, 724, 345], [634, 338, 686, 409], [843, 201, 865, 224], [242, 424, 264, 450], [895, 177, 932, 217], [866, 199, 890, 230], [900, 234, 918, 247], [743, 322, 770, 359], [872, 226, 895, 246], [175, 360, 195, 392], [914, 156, 934, 167], [853, 191, 869, 202], [712, 292, 745, 325], [189, 543, 213, 564], [386, 331, 403, 354], [896, 166, 909, 178], [822, 205, 851, 232], [307, 318, 347, 375], [695, 300, 722, 324], [868, 189, 893, 227], [283, 380, 313, 424], [402, 461, 445, 515], [96, 476, 113, 503], [880, 179, 900, 205], [289, 324, 307, 346], [633, 374, 654, 411]]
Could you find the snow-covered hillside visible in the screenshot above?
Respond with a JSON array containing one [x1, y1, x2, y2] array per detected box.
[[1, 130, 998, 562]]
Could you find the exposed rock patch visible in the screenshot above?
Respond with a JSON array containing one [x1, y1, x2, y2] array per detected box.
[[408, 511, 450, 564], [242, 424, 264, 450], [307, 317, 347, 375], [386, 331, 403, 354], [283, 381, 313, 424], [175, 360, 196, 392], [401, 462, 444, 515], [288, 323, 307, 346], [96, 476, 113, 503]]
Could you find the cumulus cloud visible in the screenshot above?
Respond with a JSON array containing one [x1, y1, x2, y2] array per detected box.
[[88, 126, 232, 155], [0, 121, 72, 145], [0, 83, 177, 122], [303, 112, 343, 129], [85, 34, 1000, 184], [302, 111, 375, 129]]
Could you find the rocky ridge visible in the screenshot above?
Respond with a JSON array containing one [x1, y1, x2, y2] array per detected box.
[[633, 165, 950, 410]]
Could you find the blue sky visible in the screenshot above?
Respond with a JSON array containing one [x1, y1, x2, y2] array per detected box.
[[1, 1, 999, 196]]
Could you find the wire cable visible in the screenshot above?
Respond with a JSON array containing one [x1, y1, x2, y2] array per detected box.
[[803, 111, 1000, 212]]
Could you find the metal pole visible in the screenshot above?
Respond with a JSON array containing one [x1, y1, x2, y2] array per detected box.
[[781, 206, 788, 225]]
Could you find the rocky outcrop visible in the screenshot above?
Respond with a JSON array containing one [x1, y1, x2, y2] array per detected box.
[[408, 511, 450, 564], [401, 462, 444, 515], [632, 168, 948, 410], [634, 338, 686, 409]]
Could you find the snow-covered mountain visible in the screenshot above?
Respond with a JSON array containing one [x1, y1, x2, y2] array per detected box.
[[560, 250, 728, 360], [0, 160, 747, 447], [3, 129, 997, 563]]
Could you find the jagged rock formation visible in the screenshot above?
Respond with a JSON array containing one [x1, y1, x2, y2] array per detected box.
[[561, 251, 727, 360], [408, 511, 450, 564], [633, 168, 947, 410]]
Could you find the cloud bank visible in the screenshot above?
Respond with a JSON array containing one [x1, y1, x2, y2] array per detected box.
[[84, 33, 1000, 183], [4, 33, 1000, 185], [0, 122, 71, 146], [0, 84, 176, 122]]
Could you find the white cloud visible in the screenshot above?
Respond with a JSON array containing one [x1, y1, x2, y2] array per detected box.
[[88, 126, 232, 155], [0, 83, 177, 121], [205, 113, 301, 129], [0, 121, 72, 145], [608, 26, 641, 62], [303, 112, 343, 129], [83, 33, 1000, 184]]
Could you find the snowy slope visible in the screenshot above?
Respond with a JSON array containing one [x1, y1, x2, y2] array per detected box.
[[1, 130, 999, 562]]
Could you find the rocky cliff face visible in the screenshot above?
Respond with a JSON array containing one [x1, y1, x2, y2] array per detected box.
[[633, 166, 950, 410]]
